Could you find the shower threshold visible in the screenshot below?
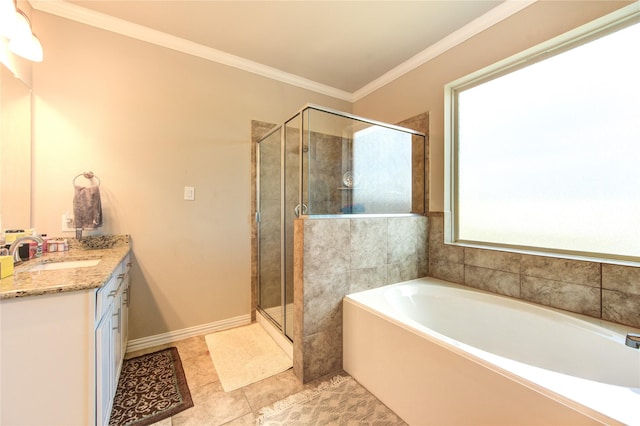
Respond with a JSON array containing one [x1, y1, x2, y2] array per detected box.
[[257, 308, 293, 360]]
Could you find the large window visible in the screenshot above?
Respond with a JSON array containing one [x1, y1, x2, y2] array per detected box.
[[445, 5, 640, 262]]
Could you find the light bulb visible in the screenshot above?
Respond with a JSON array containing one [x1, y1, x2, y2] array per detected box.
[[9, 32, 43, 62], [0, 0, 18, 39], [7, 9, 43, 62], [11, 10, 32, 40]]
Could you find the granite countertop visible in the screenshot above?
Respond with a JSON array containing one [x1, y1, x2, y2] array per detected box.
[[0, 235, 131, 300]]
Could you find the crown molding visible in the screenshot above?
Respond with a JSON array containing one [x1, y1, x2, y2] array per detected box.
[[352, 0, 538, 102], [31, 0, 537, 103], [30, 0, 354, 101]]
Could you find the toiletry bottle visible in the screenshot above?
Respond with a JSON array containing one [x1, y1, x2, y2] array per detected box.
[[29, 242, 38, 259], [41, 234, 49, 254]]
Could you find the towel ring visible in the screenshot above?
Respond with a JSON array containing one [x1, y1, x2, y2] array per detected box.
[[73, 171, 101, 187]]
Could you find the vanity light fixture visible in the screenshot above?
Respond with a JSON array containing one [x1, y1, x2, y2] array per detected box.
[[0, 0, 17, 38], [0, 0, 43, 62]]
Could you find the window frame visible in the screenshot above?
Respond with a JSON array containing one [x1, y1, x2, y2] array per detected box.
[[444, 3, 640, 265]]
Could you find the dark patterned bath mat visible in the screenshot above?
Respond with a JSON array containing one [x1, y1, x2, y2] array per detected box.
[[109, 347, 193, 426]]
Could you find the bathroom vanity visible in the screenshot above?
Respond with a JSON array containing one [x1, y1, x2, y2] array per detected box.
[[0, 236, 131, 426]]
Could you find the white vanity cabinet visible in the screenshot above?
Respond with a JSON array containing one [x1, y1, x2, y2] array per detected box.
[[96, 253, 131, 426], [0, 251, 131, 426]]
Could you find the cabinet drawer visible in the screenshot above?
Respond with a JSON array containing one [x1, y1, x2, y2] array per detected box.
[[95, 274, 120, 321], [122, 254, 132, 274], [120, 254, 132, 283]]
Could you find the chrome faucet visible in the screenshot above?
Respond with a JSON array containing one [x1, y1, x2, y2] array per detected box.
[[8, 235, 45, 262], [626, 333, 640, 349]]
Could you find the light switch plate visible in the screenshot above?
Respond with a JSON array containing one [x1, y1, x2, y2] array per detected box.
[[184, 186, 195, 201]]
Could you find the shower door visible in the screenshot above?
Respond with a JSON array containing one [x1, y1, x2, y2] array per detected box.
[[283, 116, 300, 340], [257, 117, 298, 342], [258, 127, 284, 331]]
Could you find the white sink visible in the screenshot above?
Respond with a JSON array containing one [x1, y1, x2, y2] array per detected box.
[[29, 259, 101, 271]]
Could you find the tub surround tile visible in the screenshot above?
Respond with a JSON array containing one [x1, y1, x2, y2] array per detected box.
[[521, 276, 600, 317], [602, 290, 640, 328], [520, 255, 600, 287], [350, 218, 387, 269], [303, 219, 350, 278], [427, 212, 640, 331], [303, 272, 349, 336], [350, 266, 387, 294], [416, 217, 428, 255], [429, 257, 465, 284], [429, 242, 464, 265], [465, 265, 520, 298], [387, 259, 419, 284], [418, 256, 429, 278], [428, 216, 464, 264], [417, 218, 429, 277], [428, 214, 464, 282], [397, 112, 430, 215], [465, 248, 520, 274], [387, 217, 417, 264], [303, 326, 343, 381], [292, 349, 304, 384], [602, 264, 640, 295], [293, 219, 305, 382]]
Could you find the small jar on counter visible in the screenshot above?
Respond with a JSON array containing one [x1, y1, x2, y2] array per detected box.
[[47, 241, 58, 252]]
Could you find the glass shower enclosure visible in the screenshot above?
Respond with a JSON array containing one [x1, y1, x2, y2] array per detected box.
[[257, 116, 300, 340], [257, 104, 426, 342]]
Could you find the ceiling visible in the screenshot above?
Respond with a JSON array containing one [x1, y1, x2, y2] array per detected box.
[[33, 0, 536, 101]]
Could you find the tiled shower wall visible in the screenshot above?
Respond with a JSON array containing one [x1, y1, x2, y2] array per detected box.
[[428, 212, 640, 329], [293, 215, 428, 382]]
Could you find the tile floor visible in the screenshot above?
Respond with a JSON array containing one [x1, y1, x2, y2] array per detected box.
[[124, 333, 356, 425]]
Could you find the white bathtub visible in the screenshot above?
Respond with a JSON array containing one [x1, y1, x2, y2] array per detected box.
[[343, 277, 640, 425]]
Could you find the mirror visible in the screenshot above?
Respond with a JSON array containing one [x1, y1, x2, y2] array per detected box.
[[0, 62, 32, 232]]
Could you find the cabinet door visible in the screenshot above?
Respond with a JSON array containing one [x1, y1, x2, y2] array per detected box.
[[123, 256, 131, 349], [95, 308, 113, 426], [112, 289, 123, 391], [122, 277, 130, 351]]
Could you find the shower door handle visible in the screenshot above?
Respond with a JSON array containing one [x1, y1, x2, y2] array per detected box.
[[294, 203, 308, 217]]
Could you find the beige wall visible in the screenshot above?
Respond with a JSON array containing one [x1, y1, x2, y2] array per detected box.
[[353, 0, 633, 212], [30, 13, 350, 340]]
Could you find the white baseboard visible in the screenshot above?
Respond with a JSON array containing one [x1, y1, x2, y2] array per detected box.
[[125, 313, 252, 353]]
